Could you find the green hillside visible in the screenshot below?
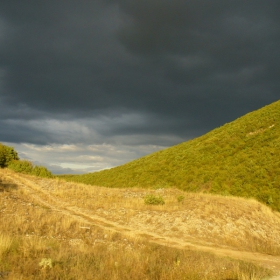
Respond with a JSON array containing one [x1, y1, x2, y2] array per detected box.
[[63, 100, 280, 210]]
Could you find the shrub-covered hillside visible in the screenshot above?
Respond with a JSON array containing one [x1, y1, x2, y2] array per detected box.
[[0, 143, 53, 178], [63, 100, 280, 210]]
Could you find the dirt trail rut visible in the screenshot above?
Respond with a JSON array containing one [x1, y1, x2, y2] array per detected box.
[[3, 172, 280, 278]]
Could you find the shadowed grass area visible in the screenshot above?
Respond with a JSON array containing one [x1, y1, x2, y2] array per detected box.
[[0, 178, 17, 192], [61, 100, 280, 211]]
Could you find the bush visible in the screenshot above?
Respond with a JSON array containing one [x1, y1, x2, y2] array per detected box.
[[31, 166, 53, 178], [8, 160, 53, 178], [144, 194, 165, 205], [0, 143, 19, 168], [0, 146, 5, 167], [8, 160, 33, 174], [177, 195, 185, 203]]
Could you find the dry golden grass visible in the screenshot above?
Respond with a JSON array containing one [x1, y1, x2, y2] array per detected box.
[[11, 169, 280, 255], [0, 234, 13, 260], [0, 169, 278, 279]]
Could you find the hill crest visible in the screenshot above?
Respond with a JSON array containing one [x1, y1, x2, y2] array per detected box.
[[63, 100, 280, 211]]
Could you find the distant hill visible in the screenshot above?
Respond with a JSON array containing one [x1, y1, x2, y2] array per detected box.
[[63, 100, 280, 211]]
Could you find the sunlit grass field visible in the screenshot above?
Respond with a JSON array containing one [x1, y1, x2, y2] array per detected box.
[[0, 169, 278, 279]]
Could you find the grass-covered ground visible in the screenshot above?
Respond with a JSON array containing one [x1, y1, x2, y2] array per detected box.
[[1, 169, 276, 279], [61, 100, 280, 211]]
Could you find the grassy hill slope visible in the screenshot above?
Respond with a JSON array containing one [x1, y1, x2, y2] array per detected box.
[[63, 100, 280, 210]]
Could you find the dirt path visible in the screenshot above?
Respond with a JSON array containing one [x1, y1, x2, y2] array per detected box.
[[3, 171, 280, 278]]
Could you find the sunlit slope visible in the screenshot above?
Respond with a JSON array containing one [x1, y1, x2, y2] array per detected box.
[[65, 100, 280, 210]]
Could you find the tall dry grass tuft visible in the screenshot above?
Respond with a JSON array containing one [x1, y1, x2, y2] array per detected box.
[[0, 234, 13, 259]]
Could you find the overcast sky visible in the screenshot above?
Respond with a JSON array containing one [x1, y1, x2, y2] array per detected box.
[[0, 1, 279, 174]]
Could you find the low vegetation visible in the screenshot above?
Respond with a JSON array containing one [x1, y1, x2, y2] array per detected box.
[[0, 143, 53, 178], [8, 159, 53, 178], [0, 143, 18, 168], [61, 100, 280, 211], [0, 169, 275, 279], [144, 194, 165, 205]]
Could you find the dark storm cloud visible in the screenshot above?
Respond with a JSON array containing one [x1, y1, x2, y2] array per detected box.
[[0, 1, 122, 110], [0, 0, 279, 160], [116, 1, 280, 107]]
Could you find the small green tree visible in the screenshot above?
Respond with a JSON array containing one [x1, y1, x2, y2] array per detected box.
[[0, 143, 19, 167], [0, 145, 6, 167], [4, 146, 19, 165]]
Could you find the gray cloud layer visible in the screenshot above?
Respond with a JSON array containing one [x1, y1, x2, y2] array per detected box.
[[0, 1, 279, 173]]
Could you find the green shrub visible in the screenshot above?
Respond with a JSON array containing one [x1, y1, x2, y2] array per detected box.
[[144, 194, 165, 205], [0, 143, 19, 168], [31, 166, 53, 178], [177, 195, 185, 203], [8, 160, 33, 174], [0, 146, 5, 167], [8, 160, 53, 178]]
